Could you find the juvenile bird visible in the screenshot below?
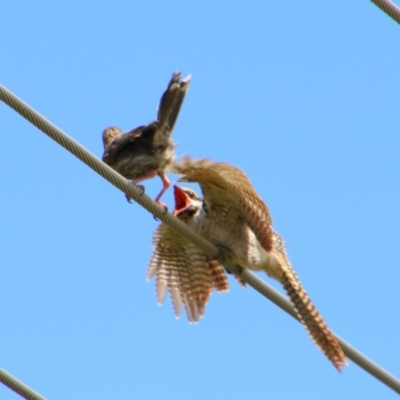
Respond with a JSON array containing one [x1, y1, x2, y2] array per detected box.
[[147, 186, 232, 322], [170, 156, 347, 371], [102, 72, 191, 206]]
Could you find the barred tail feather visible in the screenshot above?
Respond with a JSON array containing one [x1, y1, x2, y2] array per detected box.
[[281, 271, 347, 371]]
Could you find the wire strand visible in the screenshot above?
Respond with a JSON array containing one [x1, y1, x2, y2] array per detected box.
[[0, 367, 46, 400], [1, 84, 400, 395], [371, 0, 400, 23], [239, 270, 400, 393]]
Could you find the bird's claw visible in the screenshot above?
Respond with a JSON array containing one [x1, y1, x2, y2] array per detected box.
[[125, 184, 145, 203], [135, 184, 145, 195], [153, 202, 168, 221]]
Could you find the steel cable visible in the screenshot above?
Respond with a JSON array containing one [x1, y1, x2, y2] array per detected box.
[[0, 367, 46, 400], [1, 84, 400, 395], [371, 0, 400, 23]]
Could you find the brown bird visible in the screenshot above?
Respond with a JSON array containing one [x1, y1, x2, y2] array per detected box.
[[147, 186, 232, 322], [170, 156, 347, 371], [102, 72, 191, 206]]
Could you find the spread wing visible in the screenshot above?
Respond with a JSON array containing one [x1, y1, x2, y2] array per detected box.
[[171, 157, 346, 369], [170, 156, 274, 251], [147, 223, 229, 323]]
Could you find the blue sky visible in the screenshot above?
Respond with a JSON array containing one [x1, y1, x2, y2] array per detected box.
[[1, 2, 399, 399]]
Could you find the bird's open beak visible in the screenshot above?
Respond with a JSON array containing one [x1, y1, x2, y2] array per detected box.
[[173, 185, 190, 216]]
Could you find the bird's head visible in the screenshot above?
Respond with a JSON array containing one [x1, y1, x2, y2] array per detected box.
[[173, 185, 205, 221], [102, 126, 123, 150]]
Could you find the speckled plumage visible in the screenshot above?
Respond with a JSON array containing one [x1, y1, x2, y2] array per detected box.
[[102, 72, 191, 203], [147, 187, 230, 323], [170, 156, 347, 371]]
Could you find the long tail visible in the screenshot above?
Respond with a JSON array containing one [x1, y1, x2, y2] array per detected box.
[[273, 232, 347, 371], [280, 271, 346, 371]]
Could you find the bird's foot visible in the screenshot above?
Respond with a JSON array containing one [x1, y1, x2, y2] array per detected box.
[[125, 184, 145, 203], [153, 202, 168, 221], [135, 184, 145, 194], [158, 202, 168, 213]]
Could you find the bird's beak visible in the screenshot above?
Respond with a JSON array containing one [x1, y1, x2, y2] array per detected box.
[[173, 185, 190, 216]]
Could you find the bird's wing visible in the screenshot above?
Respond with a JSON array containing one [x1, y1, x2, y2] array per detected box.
[[147, 224, 172, 308], [148, 222, 228, 322], [102, 123, 158, 162], [171, 156, 274, 251], [208, 259, 231, 292], [172, 156, 346, 369]]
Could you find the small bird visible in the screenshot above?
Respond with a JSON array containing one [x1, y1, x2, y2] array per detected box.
[[170, 156, 347, 371], [102, 72, 191, 206], [147, 186, 232, 322]]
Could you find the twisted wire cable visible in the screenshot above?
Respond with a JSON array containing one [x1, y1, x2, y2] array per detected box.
[[0, 85, 216, 255], [1, 84, 400, 395], [239, 270, 400, 393], [371, 0, 400, 23], [0, 367, 46, 400]]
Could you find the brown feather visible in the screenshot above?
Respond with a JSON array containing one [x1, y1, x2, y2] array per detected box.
[[102, 73, 191, 203], [170, 156, 274, 251], [272, 231, 347, 371], [171, 156, 347, 369], [147, 189, 230, 322]]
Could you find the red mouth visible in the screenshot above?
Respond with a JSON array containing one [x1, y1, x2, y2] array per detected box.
[[173, 185, 190, 216]]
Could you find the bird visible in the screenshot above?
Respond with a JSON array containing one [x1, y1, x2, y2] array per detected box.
[[147, 186, 234, 322], [170, 156, 347, 371], [102, 72, 191, 207]]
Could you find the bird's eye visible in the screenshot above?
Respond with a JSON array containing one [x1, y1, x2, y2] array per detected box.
[[186, 191, 194, 199]]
